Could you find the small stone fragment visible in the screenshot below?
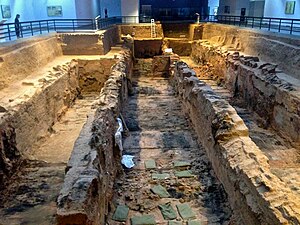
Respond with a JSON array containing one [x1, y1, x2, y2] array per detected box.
[[152, 173, 170, 180], [173, 161, 191, 168], [112, 205, 129, 222], [176, 203, 196, 220], [151, 185, 170, 198], [22, 82, 34, 86], [187, 220, 201, 225], [175, 170, 194, 178], [131, 215, 156, 225], [145, 159, 156, 169], [159, 202, 177, 220], [0, 106, 7, 113], [168, 221, 182, 225]]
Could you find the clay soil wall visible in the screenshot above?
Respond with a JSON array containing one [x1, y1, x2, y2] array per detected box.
[[191, 40, 300, 144], [78, 59, 117, 92], [58, 26, 119, 55], [0, 60, 79, 190], [171, 62, 300, 224], [0, 32, 123, 194], [118, 24, 164, 39], [200, 23, 300, 80], [57, 50, 133, 225], [0, 35, 63, 90]]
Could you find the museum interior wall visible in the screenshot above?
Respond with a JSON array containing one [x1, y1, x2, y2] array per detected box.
[[0, 0, 100, 23]]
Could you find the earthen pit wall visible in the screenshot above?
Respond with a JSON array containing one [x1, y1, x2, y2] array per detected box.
[[0, 60, 79, 190], [118, 24, 164, 39], [201, 23, 300, 80], [102, 26, 120, 54], [0, 56, 121, 192], [57, 50, 132, 225], [171, 62, 300, 224], [58, 26, 119, 55], [78, 59, 117, 92], [191, 41, 300, 143], [0, 35, 63, 90]]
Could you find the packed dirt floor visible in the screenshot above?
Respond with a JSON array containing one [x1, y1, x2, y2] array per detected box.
[[0, 93, 97, 225], [107, 59, 232, 225], [181, 57, 300, 198]]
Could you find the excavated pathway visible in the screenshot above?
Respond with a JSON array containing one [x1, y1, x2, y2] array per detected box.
[[108, 60, 232, 225]]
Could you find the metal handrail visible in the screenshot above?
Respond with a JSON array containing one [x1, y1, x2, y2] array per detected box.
[[1, 15, 299, 42], [0, 18, 95, 41], [206, 15, 300, 34]]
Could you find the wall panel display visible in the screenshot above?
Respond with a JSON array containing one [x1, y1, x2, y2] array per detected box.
[[285, 1, 296, 14], [1, 5, 11, 18], [47, 6, 63, 17]]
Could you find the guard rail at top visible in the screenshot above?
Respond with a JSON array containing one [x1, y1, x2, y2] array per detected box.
[[205, 14, 300, 35], [0, 15, 299, 42], [0, 16, 142, 41]]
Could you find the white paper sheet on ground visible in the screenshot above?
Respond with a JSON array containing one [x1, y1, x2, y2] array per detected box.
[[121, 155, 135, 168], [115, 118, 124, 151], [164, 48, 173, 53]]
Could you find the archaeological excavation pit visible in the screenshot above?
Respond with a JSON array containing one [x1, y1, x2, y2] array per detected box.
[[0, 23, 299, 225]]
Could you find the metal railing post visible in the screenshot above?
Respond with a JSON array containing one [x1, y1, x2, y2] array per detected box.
[[54, 20, 56, 31], [72, 20, 75, 31], [92, 19, 96, 30], [268, 18, 271, 30], [259, 18, 262, 29], [279, 19, 282, 32], [39, 21, 42, 34], [252, 17, 254, 28], [47, 20, 50, 32], [290, 19, 294, 34], [20, 24, 23, 37], [30, 22, 34, 36], [7, 24, 11, 40]]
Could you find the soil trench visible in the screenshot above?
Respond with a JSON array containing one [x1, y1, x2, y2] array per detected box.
[[0, 93, 97, 225], [108, 59, 232, 225], [181, 57, 300, 198]]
